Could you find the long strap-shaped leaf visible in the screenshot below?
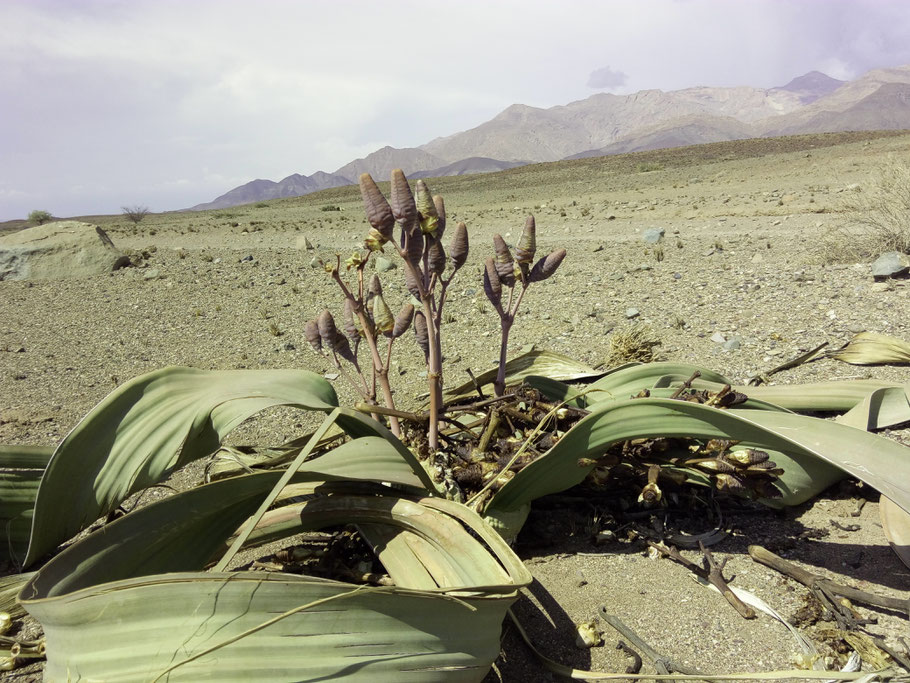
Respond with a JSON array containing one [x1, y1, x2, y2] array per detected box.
[[25, 366, 338, 567], [485, 397, 910, 516], [444, 348, 601, 399], [651, 376, 910, 430], [583, 362, 733, 405], [23, 439, 432, 599], [0, 445, 52, 565]]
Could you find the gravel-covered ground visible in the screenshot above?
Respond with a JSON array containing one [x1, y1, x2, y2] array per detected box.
[[2, 130, 909, 680]]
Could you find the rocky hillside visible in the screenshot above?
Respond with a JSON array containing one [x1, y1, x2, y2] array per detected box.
[[194, 65, 910, 210], [190, 171, 350, 211]]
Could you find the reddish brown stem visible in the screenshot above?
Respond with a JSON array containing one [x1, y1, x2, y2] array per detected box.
[[331, 269, 400, 436]]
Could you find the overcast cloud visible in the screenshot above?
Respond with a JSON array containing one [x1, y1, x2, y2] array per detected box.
[[587, 66, 629, 90], [2, 0, 910, 220]]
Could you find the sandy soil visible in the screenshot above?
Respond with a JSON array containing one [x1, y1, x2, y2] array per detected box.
[[2, 130, 910, 680]]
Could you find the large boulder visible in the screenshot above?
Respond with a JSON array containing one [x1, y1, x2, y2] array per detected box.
[[0, 221, 130, 281]]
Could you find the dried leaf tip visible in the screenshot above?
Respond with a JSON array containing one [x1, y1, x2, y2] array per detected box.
[[449, 222, 469, 271], [416, 179, 439, 237], [359, 173, 394, 251]]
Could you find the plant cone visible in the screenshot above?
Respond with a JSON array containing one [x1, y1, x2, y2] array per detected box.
[[449, 222, 469, 271], [416, 180, 439, 237]]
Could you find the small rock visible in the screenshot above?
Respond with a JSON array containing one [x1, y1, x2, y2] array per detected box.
[[323, 372, 340, 380], [295, 235, 316, 251], [710, 332, 727, 344], [625, 308, 640, 319], [722, 336, 742, 351], [871, 251, 909, 280], [870, 282, 893, 293], [672, 272, 682, 280], [240, 254, 254, 263], [574, 621, 603, 649], [309, 256, 320, 268], [374, 256, 397, 273], [591, 244, 604, 253], [847, 323, 865, 334], [143, 268, 160, 280], [642, 227, 665, 243]]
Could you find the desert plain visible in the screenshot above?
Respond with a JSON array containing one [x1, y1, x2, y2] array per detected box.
[[2, 130, 910, 680]]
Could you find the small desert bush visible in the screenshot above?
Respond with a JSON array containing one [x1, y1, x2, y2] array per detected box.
[[320, 204, 341, 212], [122, 205, 149, 225], [605, 323, 662, 365], [636, 161, 664, 173], [28, 209, 53, 225], [817, 157, 910, 263]]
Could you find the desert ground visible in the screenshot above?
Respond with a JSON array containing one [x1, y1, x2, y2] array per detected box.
[[2, 130, 910, 680]]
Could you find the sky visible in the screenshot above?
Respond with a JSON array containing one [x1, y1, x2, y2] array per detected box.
[[2, 0, 910, 221]]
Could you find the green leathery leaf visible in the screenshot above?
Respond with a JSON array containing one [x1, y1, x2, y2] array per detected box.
[[655, 376, 910, 430], [27, 571, 519, 682], [526, 376, 789, 414], [0, 446, 52, 565], [26, 447, 432, 600], [880, 495, 910, 570], [22, 486, 530, 682], [0, 571, 34, 618], [521, 375, 588, 408], [445, 347, 601, 399], [584, 362, 733, 404], [484, 397, 910, 515], [25, 366, 338, 567]]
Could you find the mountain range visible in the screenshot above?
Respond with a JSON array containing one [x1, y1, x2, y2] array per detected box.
[[189, 65, 910, 211]]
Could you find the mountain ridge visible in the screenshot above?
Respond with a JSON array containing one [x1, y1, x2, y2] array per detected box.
[[190, 65, 910, 210]]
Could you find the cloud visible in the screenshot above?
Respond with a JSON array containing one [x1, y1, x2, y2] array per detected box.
[[587, 66, 628, 90], [3, 0, 910, 219]]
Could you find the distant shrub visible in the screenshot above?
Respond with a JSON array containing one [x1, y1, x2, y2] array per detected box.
[[254, 202, 268, 208], [817, 157, 910, 263], [636, 162, 664, 173], [320, 204, 341, 212], [122, 205, 150, 225], [28, 210, 53, 225]]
